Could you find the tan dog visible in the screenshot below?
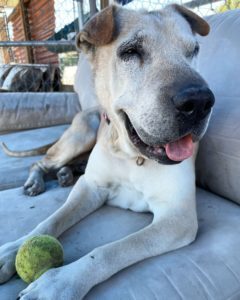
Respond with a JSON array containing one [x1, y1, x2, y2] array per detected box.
[[1, 107, 100, 196], [0, 5, 214, 299]]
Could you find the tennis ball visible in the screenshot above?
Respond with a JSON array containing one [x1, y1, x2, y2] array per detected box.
[[15, 235, 64, 283]]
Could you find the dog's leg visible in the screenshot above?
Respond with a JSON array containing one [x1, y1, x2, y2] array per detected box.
[[57, 152, 91, 187], [23, 163, 46, 196], [24, 109, 100, 196], [57, 166, 74, 187], [0, 176, 106, 284], [17, 200, 198, 300]]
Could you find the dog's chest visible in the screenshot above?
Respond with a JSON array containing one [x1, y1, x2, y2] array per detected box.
[[98, 158, 173, 213], [106, 183, 150, 212], [86, 143, 194, 213]]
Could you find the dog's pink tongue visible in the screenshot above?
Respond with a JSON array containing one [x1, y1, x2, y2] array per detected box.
[[165, 134, 193, 161]]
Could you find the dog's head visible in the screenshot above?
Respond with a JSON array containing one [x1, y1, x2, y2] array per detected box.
[[76, 4, 214, 164]]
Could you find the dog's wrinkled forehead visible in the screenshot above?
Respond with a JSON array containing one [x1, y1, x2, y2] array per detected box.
[[76, 4, 209, 54], [113, 10, 197, 60], [116, 8, 193, 42]]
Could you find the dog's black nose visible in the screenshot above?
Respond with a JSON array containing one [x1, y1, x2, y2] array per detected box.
[[173, 87, 215, 119]]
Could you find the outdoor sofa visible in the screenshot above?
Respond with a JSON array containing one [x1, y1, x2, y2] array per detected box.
[[0, 9, 240, 299]]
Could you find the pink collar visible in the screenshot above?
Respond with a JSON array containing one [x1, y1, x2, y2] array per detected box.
[[102, 112, 110, 125]]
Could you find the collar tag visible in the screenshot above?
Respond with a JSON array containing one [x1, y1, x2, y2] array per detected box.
[[136, 156, 145, 166]]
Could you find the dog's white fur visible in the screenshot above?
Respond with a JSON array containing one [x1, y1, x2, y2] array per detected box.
[[0, 4, 212, 299]]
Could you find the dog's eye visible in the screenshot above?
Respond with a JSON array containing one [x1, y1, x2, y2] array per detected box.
[[193, 43, 200, 56], [186, 43, 200, 59], [126, 48, 137, 54], [118, 46, 142, 61]]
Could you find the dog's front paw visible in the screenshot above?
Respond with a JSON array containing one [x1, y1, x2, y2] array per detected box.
[[57, 166, 74, 187], [24, 177, 45, 196], [0, 241, 19, 283], [18, 265, 86, 300]]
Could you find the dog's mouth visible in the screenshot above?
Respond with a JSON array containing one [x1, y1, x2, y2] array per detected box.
[[123, 113, 194, 165]]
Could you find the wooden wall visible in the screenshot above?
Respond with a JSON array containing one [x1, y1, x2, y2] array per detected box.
[[9, 0, 58, 64], [0, 17, 11, 63]]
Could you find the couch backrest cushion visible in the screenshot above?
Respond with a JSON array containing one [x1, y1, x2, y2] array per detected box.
[[196, 9, 240, 204], [0, 92, 80, 133]]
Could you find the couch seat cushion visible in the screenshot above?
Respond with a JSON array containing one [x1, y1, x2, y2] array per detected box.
[[0, 187, 240, 300]]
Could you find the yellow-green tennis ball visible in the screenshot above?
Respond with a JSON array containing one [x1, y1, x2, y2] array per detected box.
[[15, 235, 64, 284]]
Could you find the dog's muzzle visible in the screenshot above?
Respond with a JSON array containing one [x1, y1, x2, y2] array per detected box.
[[124, 113, 194, 164], [123, 86, 215, 165]]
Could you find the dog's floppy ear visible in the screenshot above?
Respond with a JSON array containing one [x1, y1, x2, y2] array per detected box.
[[76, 5, 117, 52], [172, 4, 210, 36]]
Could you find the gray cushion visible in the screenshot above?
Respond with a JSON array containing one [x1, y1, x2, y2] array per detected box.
[[0, 187, 240, 300], [0, 125, 68, 191], [196, 10, 240, 204], [0, 92, 80, 133]]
